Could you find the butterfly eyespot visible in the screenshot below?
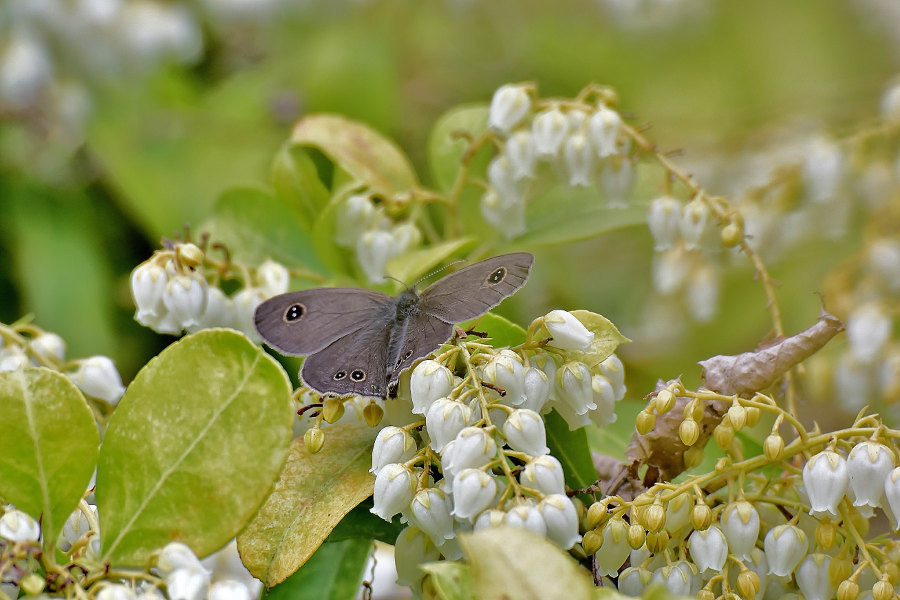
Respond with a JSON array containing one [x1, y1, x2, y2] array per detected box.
[[487, 267, 507, 285], [333, 370, 347, 380], [351, 369, 366, 381], [283, 303, 305, 322]]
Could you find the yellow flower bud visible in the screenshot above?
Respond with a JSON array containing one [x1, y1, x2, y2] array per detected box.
[[684, 398, 704, 422], [636, 409, 656, 435], [644, 499, 666, 533], [829, 556, 853, 588], [691, 502, 712, 530], [322, 398, 345, 423], [655, 389, 676, 414], [873, 580, 894, 600], [177, 242, 205, 268], [745, 405, 761, 427], [736, 569, 760, 599], [304, 428, 325, 454], [714, 423, 735, 449], [720, 222, 743, 248], [586, 501, 608, 530], [627, 523, 646, 550], [884, 562, 900, 586], [679, 418, 700, 446], [815, 518, 837, 550], [697, 589, 716, 600], [363, 402, 384, 427], [837, 579, 859, 600], [764, 433, 785, 461], [581, 529, 603, 555], [684, 446, 704, 469], [727, 403, 747, 431], [645, 530, 669, 554], [20, 574, 45, 596]]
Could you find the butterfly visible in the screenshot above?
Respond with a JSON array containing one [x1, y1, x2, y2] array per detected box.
[[254, 253, 534, 398]]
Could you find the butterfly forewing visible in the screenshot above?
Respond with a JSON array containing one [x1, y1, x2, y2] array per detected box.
[[254, 287, 393, 355], [419, 253, 534, 324], [386, 309, 455, 386], [300, 322, 392, 398]]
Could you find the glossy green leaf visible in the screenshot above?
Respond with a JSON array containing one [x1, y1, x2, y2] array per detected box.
[[96, 329, 293, 566], [311, 194, 357, 279], [288, 114, 417, 196], [270, 145, 332, 232], [386, 238, 475, 285], [202, 186, 322, 270], [460, 312, 527, 349], [237, 423, 377, 587], [421, 561, 475, 600], [545, 410, 597, 490], [459, 527, 594, 600], [0, 368, 99, 552], [427, 104, 491, 193], [264, 538, 372, 600]]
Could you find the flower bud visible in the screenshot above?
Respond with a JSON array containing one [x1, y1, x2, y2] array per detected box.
[[132, 261, 169, 325], [481, 350, 526, 406], [362, 402, 383, 427], [645, 530, 669, 554], [539, 494, 581, 549], [587, 105, 621, 158], [20, 574, 45, 596], [837, 579, 859, 600], [829, 556, 853, 588], [684, 446, 704, 469], [256, 260, 290, 298], [664, 493, 691, 536], [595, 516, 630, 576], [874, 580, 895, 600], [488, 84, 531, 136], [684, 397, 704, 422], [636, 410, 656, 435], [70, 356, 126, 405], [680, 196, 710, 251], [166, 568, 210, 600], [531, 106, 569, 158], [357, 230, 399, 284], [617, 567, 652, 597], [425, 398, 471, 452], [410, 360, 454, 415], [679, 418, 700, 446], [371, 426, 417, 476], [391, 222, 422, 253], [520, 454, 565, 495], [0, 509, 40, 542], [727, 403, 747, 431], [409, 488, 454, 545], [714, 423, 735, 450], [520, 367, 550, 413], [691, 502, 712, 531], [745, 405, 761, 428], [336, 194, 378, 248], [370, 463, 417, 522], [643, 499, 666, 533], [322, 398, 345, 424], [735, 569, 760, 600], [450, 469, 498, 522], [847, 441, 896, 509], [796, 553, 833, 600], [581, 529, 602, 555], [543, 310, 594, 351], [442, 427, 496, 478], [764, 523, 808, 577], [688, 525, 728, 574], [29, 332, 66, 364], [721, 221, 743, 248], [764, 433, 785, 461], [503, 409, 548, 456], [815, 518, 837, 549], [562, 133, 595, 187], [803, 450, 848, 520], [304, 428, 325, 454], [655, 389, 676, 414]]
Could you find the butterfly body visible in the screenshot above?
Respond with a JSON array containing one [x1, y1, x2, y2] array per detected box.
[[254, 253, 534, 398]]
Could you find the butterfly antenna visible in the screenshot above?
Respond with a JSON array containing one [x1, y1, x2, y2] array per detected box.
[[415, 260, 466, 287]]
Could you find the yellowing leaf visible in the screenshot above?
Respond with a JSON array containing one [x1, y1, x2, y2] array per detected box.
[[563, 310, 630, 367]]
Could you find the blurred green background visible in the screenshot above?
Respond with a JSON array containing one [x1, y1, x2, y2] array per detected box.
[[0, 0, 896, 399]]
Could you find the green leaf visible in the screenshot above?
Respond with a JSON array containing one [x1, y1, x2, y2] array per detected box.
[[545, 410, 597, 490], [561, 311, 630, 368], [421, 561, 475, 600], [270, 145, 332, 232], [96, 329, 293, 566], [288, 114, 417, 196], [459, 527, 594, 600], [426, 104, 490, 193], [237, 423, 378, 587], [386, 238, 476, 285], [460, 313, 527, 349], [327, 500, 404, 545], [264, 538, 372, 600], [0, 368, 99, 552], [311, 194, 357, 279], [202, 186, 322, 270]]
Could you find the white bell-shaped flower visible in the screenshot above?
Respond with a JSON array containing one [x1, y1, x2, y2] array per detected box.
[[651, 247, 691, 295], [520, 367, 550, 413], [687, 525, 728, 574], [394, 527, 439, 587], [595, 516, 630, 577], [599, 158, 634, 208], [370, 463, 417, 522], [188, 286, 233, 332], [687, 262, 720, 323], [391, 222, 422, 254], [163, 274, 209, 330], [208, 580, 251, 600], [802, 136, 844, 203], [230, 287, 267, 341], [846, 303, 892, 364], [131, 261, 168, 325], [28, 332, 66, 364], [531, 106, 569, 158], [371, 426, 417, 476], [556, 362, 596, 416], [481, 350, 526, 406], [96, 584, 137, 600], [480, 189, 526, 240], [548, 397, 592, 431], [795, 553, 832, 600], [617, 567, 652, 596], [664, 493, 691, 537], [473, 509, 506, 530], [503, 409, 549, 456], [166, 568, 210, 600], [884, 467, 900, 530], [336, 194, 377, 248], [487, 154, 529, 202], [847, 441, 896, 509], [0, 509, 40, 542], [802, 450, 848, 520], [539, 494, 581, 549], [562, 132, 595, 187], [680, 196, 710, 251], [646, 195, 683, 252], [357, 230, 399, 284], [450, 469, 498, 521], [58, 504, 98, 552], [441, 427, 496, 479], [520, 455, 565, 495], [256, 260, 290, 298], [651, 562, 698, 597], [543, 310, 594, 351], [764, 523, 808, 577], [505, 500, 546, 536], [588, 375, 617, 427], [0, 347, 30, 372], [157, 542, 205, 575], [425, 398, 471, 452], [720, 500, 760, 560], [588, 105, 621, 158], [505, 129, 537, 180], [410, 360, 454, 415], [409, 487, 454, 545], [70, 356, 126, 405], [488, 84, 531, 136]]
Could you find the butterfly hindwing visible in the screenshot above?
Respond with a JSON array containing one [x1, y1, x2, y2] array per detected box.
[[254, 287, 393, 355], [300, 321, 392, 398], [386, 308, 456, 386], [419, 252, 534, 324]]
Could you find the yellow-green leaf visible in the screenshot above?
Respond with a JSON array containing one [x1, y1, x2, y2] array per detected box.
[[566, 310, 630, 367]]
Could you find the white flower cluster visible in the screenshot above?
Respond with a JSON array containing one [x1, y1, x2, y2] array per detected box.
[[334, 194, 422, 283], [365, 317, 626, 593], [131, 243, 290, 343], [482, 84, 635, 239], [0, 324, 126, 405]]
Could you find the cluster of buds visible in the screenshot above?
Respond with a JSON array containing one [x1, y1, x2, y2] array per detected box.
[[482, 83, 635, 238], [334, 193, 422, 283], [131, 242, 290, 342], [0, 321, 126, 406], [353, 310, 626, 592]]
